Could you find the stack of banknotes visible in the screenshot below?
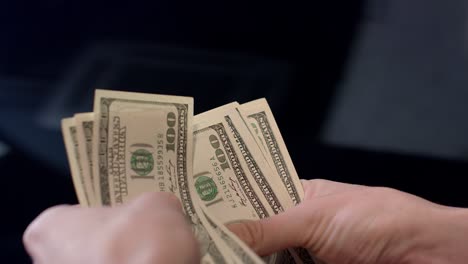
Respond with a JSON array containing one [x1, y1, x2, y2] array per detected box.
[[61, 89, 316, 264]]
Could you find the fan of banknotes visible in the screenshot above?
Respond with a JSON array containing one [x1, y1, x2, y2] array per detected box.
[[61, 89, 316, 264]]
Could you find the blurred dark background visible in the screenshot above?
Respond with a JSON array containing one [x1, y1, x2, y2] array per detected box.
[[1, 0, 468, 262]]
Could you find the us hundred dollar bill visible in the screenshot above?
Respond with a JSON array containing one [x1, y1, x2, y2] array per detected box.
[[185, 127, 265, 264], [238, 98, 304, 205], [198, 203, 265, 264], [74, 113, 97, 206], [239, 99, 320, 264], [92, 89, 194, 205], [61, 118, 91, 207], [193, 103, 296, 263], [92, 89, 232, 263], [193, 103, 292, 222]]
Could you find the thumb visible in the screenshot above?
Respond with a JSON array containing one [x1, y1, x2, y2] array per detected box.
[[227, 203, 316, 256]]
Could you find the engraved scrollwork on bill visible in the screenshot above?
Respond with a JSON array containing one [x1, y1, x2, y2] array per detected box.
[[248, 112, 301, 205], [70, 126, 91, 205], [196, 123, 270, 219], [224, 115, 284, 214]]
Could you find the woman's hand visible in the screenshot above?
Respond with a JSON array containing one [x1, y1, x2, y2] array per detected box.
[[23, 192, 199, 264], [229, 179, 468, 264]]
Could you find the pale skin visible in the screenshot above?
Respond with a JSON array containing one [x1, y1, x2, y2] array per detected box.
[[229, 180, 468, 264], [23, 180, 468, 264], [23, 192, 199, 264]]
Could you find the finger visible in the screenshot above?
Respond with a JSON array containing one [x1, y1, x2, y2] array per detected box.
[[227, 202, 316, 256], [23, 205, 75, 262], [302, 179, 365, 199], [128, 192, 183, 214]]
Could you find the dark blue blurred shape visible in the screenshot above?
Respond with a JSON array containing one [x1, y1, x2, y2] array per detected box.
[[324, 0, 468, 160], [0, 2, 364, 262], [6, 1, 468, 263], [1, 43, 292, 172]]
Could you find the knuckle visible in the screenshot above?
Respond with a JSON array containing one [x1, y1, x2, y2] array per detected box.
[[39, 204, 70, 219], [96, 237, 123, 264], [307, 179, 330, 187], [308, 179, 326, 184], [98, 216, 196, 264], [303, 179, 326, 197], [235, 220, 264, 250], [370, 186, 397, 197], [134, 192, 161, 203], [310, 179, 331, 187], [133, 192, 180, 208], [23, 221, 40, 249], [23, 205, 70, 256], [160, 226, 199, 262]]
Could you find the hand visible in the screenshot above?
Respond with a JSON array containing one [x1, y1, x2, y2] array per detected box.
[[23, 192, 199, 264], [229, 179, 468, 264]]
